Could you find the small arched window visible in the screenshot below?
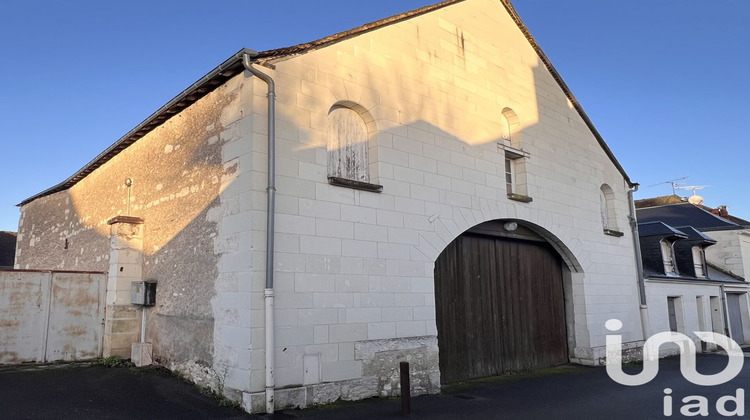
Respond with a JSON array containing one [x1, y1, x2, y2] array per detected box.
[[500, 115, 511, 143], [600, 184, 621, 235], [328, 105, 370, 183], [501, 108, 521, 149]]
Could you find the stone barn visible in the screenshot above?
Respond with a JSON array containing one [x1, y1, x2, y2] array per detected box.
[[15, 0, 642, 413]]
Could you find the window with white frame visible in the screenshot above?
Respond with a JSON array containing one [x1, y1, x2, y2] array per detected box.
[[661, 239, 678, 275], [504, 157, 515, 194], [499, 108, 530, 201], [692, 246, 706, 277]]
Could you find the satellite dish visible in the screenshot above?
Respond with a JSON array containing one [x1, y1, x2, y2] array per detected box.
[[688, 195, 704, 205]]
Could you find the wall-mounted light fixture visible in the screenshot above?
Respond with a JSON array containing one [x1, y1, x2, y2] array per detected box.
[[125, 178, 133, 216]]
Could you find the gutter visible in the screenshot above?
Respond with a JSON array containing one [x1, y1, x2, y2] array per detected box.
[[628, 183, 649, 340], [242, 52, 277, 415]]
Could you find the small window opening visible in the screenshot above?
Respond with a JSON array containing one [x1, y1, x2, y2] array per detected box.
[[692, 246, 706, 277], [661, 240, 677, 275]]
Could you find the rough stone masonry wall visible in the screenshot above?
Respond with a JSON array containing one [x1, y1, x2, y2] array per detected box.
[[16, 79, 244, 390]]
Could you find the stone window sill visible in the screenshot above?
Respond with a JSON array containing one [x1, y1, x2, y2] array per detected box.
[[507, 193, 533, 203], [603, 229, 624, 237], [328, 177, 383, 193]]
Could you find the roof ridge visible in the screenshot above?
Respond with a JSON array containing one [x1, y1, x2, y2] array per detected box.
[[20, 0, 633, 205], [257, 0, 464, 59]]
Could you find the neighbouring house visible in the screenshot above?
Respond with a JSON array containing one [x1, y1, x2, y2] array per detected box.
[[14, 0, 644, 413], [636, 195, 750, 349], [0, 231, 16, 269]]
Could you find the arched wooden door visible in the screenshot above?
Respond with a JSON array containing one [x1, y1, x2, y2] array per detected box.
[[434, 232, 568, 383]]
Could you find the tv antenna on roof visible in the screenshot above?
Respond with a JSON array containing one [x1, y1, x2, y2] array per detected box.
[[675, 184, 710, 205], [675, 185, 709, 195], [647, 177, 688, 195]]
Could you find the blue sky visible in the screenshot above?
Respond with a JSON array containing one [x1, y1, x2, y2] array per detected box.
[[1, 0, 748, 232]]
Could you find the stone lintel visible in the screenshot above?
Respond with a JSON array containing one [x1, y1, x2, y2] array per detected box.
[[108, 215, 145, 225]]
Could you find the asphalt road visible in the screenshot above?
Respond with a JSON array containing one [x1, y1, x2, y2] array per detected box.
[[1, 354, 746, 419], [0, 364, 251, 420], [281, 354, 748, 419]]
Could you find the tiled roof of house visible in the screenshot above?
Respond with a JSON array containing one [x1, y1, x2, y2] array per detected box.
[[707, 263, 745, 282], [19, 0, 632, 206], [644, 267, 745, 283], [637, 203, 740, 232], [696, 204, 750, 228], [723, 214, 750, 227], [637, 221, 688, 238], [671, 226, 717, 244], [634, 195, 685, 208]]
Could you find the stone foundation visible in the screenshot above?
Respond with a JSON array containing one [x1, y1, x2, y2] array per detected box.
[[243, 336, 441, 413], [583, 340, 646, 366], [356, 336, 441, 397], [103, 304, 141, 358], [243, 377, 381, 414]]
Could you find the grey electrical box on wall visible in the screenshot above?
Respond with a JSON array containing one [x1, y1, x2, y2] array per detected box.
[[131, 281, 156, 306]]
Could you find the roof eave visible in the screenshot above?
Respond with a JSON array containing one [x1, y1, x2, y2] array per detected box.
[[21, 0, 635, 206], [496, 0, 633, 186], [256, 0, 633, 186]]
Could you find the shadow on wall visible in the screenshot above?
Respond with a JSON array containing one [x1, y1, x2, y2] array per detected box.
[[16, 83, 243, 372], [0, 231, 16, 268], [14, 11, 626, 398]]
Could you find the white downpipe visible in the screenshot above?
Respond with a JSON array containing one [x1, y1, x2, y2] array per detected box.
[[264, 289, 274, 412], [242, 52, 277, 415], [628, 183, 649, 341], [140, 307, 146, 342], [639, 305, 649, 340]]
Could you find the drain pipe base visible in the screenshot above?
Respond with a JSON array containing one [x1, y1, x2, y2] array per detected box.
[[265, 288, 275, 413]]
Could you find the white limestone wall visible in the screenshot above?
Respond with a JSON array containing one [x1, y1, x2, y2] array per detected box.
[[208, 74, 257, 399], [646, 280, 721, 335], [645, 279, 729, 354], [218, 0, 641, 411], [724, 283, 750, 343], [705, 229, 750, 279]]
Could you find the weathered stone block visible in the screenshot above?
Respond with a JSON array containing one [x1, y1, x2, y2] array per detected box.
[[340, 377, 379, 401], [357, 336, 441, 396], [131, 342, 152, 366], [275, 387, 307, 410], [311, 382, 341, 405]]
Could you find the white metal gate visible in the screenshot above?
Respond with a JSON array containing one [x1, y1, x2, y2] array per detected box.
[[0, 270, 106, 364]]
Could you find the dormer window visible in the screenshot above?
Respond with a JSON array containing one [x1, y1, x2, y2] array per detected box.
[[661, 239, 678, 276], [692, 246, 706, 277]]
